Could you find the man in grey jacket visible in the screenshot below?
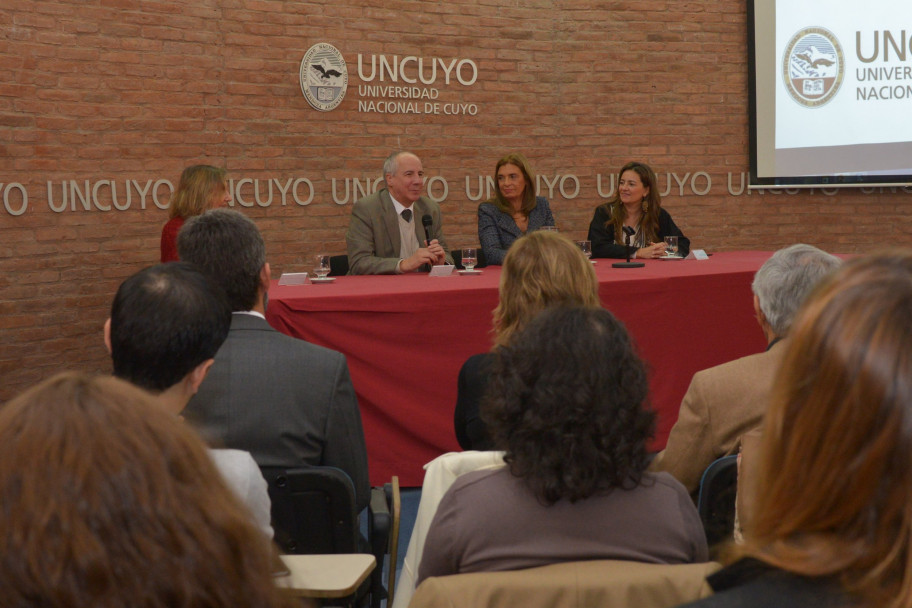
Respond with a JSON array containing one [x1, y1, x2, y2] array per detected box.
[[179, 209, 370, 511]]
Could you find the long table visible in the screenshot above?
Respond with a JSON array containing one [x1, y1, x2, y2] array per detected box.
[[266, 251, 770, 486]]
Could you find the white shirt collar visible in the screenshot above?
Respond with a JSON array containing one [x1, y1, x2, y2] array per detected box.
[[389, 193, 413, 219], [233, 310, 265, 320]]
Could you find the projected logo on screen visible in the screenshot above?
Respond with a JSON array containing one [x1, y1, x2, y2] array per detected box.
[[300, 43, 348, 112], [782, 28, 844, 108]]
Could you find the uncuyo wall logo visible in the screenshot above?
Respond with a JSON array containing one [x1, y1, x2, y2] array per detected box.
[[782, 27, 845, 108], [300, 43, 348, 111]]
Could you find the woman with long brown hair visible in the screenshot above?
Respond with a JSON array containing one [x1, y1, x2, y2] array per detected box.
[[680, 250, 912, 608], [587, 161, 689, 259], [477, 152, 556, 265], [0, 372, 293, 608]]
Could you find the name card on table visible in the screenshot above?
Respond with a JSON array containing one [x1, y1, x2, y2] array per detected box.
[[686, 249, 709, 261], [278, 273, 309, 286], [429, 264, 455, 277]]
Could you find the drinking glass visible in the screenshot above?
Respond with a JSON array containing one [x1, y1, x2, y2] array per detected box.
[[576, 240, 592, 259], [664, 236, 679, 257], [314, 254, 330, 278], [461, 247, 477, 271]]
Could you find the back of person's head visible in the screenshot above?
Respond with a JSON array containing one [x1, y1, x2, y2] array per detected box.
[[745, 250, 912, 607], [493, 230, 601, 347], [0, 372, 291, 608], [169, 164, 228, 220], [751, 243, 841, 336], [109, 262, 231, 393], [483, 306, 655, 505], [177, 208, 266, 312]]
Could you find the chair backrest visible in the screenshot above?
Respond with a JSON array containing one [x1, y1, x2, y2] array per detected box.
[[260, 466, 359, 555], [736, 428, 763, 538], [408, 559, 721, 608], [329, 254, 349, 277], [697, 454, 739, 547]]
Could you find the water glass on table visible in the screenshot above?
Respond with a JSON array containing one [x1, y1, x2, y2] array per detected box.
[[314, 254, 330, 279], [461, 248, 477, 271], [664, 236, 679, 258]]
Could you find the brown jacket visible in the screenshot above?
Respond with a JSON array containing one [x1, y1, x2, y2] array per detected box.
[[650, 340, 787, 494], [409, 559, 720, 608]]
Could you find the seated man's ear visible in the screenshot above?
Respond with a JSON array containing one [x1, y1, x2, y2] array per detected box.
[[187, 359, 215, 394], [103, 318, 113, 354], [260, 262, 271, 292]]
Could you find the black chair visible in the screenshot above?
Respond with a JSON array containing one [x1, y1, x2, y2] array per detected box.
[[451, 248, 487, 270], [696, 455, 739, 549], [260, 466, 396, 608], [329, 254, 349, 277]]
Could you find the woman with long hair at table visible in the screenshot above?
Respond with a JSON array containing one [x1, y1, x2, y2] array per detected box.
[[161, 164, 232, 262], [477, 152, 556, 265], [453, 230, 601, 450], [679, 250, 912, 608], [587, 161, 689, 259], [0, 372, 293, 608], [420, 307, 707, 582]]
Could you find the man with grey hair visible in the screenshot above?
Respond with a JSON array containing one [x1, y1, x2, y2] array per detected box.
[[178, 209, 370, 511], [651, 244, 841, 493], [346, 151, 453, 274]]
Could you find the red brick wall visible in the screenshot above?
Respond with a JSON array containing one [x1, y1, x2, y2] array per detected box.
[[2, 0, 911, 400]]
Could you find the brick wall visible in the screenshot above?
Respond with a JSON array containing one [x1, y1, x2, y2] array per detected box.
[[2, 0, 911, 400]]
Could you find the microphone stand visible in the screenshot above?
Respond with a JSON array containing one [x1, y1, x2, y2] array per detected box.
[[612, 228, 645, 268]]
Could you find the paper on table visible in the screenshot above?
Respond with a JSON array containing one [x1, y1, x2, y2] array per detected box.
[[278, 272, 309, 286], [429, 264, 455, 277], [686, 249, 709, 261]]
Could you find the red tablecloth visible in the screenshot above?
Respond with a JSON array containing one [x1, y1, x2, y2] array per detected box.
[[266, 251, 770, 486]]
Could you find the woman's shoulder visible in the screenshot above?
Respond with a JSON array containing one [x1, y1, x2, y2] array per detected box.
[[592, 202, 614, 218], [462, 352, 494, 373], [449, 465, 511, 495], [680, 559, 850, 608]]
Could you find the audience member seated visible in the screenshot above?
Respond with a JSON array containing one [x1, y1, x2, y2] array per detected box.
[[651, 244, 840, 493], [420, 307, 708, 584], [345, 151, 452, 274], [0, 372, 292, 608], [178, 209, 370, 511], [160, 164, 232, 262], [587, 161, 689, 259], [454, 230, 601, 450], [477, 152, 556, 265], [104, 261, 272, 537], [677, 250, 912, 608]]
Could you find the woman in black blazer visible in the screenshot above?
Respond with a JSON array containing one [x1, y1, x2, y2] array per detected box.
[[587, 161, 689, 259]]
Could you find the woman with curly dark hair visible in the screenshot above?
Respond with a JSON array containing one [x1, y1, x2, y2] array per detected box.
[[419, 307, 707, 582]]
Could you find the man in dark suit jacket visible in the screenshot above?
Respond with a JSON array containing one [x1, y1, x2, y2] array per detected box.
[[178, 209, 370, 511], [346, 151, 452, 275]]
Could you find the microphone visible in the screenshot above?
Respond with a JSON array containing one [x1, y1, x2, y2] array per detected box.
[[421, 214, 434, 247], [612, 225, 645, 268]]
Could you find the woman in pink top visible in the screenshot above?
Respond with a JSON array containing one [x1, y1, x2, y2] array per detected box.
[[161, 165, 232, 262]]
